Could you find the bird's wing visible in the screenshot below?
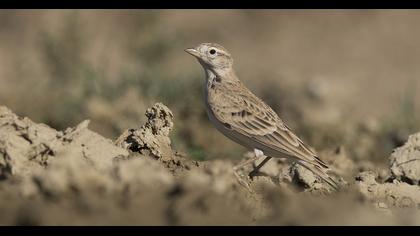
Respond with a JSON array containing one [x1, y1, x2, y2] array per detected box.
[[210, 86, 329, 169]]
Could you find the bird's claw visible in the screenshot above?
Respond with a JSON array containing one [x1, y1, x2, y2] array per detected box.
[[233, 169, 252, 192]]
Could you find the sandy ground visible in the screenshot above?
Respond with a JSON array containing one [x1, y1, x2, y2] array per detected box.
[[0, 103, 419, 225]]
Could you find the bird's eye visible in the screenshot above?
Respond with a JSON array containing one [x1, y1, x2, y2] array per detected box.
[[209, 49, 216, 55]]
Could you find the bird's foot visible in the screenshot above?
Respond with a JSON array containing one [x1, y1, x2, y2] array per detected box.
[[233, 167, 252, 192]]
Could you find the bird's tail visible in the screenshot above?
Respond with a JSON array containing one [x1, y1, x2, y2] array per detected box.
[[297, 160, 340, 191]]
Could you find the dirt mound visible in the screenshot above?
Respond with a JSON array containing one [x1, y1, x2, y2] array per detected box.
[[0, 106, 128, 179], [0, 104, 419, 225], [389, 133, 420, 185]]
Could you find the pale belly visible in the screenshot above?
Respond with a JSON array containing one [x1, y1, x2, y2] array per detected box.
[[204, 92, 290, 160], [204, 96, 257, 151]]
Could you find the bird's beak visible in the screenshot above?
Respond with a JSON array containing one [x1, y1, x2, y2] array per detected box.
[[185, 48, 201, 58]]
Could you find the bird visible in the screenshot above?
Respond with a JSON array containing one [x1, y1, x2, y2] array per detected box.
[[185, 43, 339, 190]]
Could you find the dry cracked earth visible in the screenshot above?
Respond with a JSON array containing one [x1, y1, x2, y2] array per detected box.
[[0, 103, 419, 225]]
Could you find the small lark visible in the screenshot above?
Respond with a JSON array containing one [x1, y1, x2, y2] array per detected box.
[[185, 43, 339, 190]]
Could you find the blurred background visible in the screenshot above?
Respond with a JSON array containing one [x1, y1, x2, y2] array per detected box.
[[1, 9, 420, 166]]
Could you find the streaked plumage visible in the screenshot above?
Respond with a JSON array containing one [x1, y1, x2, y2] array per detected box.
[[185, 43, 338, 189]]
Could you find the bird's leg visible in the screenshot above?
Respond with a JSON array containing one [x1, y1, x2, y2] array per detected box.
[[233, 169, 252, 191], [233, 149, 265, 172], [249, 156, 272, 179], [232, 150, 262, 191], [233, 155, 260, 172]]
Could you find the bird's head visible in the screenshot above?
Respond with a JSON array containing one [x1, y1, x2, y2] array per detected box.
[[185, 43, 233, 75]]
